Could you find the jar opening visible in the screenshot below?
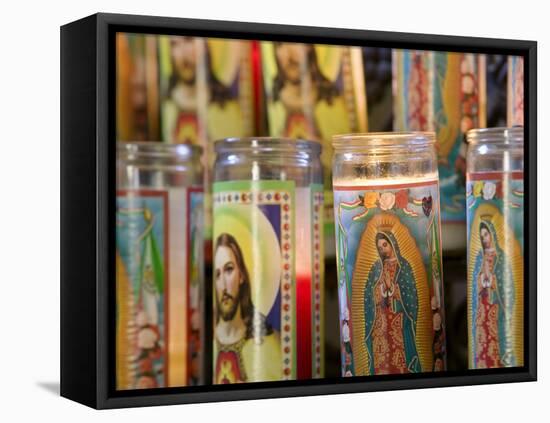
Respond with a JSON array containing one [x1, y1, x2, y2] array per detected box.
[[332, 132, 436, 149], [466, 126, 524, 144], [214, 137, 321, 154], [117, 141, 202, 161]]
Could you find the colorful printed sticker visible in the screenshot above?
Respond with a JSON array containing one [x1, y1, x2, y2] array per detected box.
[[334, 180, 446, 376], [212, 181, 324, 383], [467, 172, 524, 369]]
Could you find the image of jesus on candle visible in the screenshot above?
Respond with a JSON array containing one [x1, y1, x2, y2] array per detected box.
[[363, 231, 421, 375], [212, 208, 283, 384], [213, 233, 282, 383]]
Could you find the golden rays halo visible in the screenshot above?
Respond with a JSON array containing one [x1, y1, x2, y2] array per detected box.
[[467, 203, 524, 368], [351, 212, 432, 375], [213, 204, 282, 317]]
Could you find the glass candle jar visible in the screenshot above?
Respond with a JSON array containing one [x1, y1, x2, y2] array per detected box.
[[212, 137, 324, 383], [116, 142, 204, 389], [332, 132, 446, 376], [466, 127, 524, 369]]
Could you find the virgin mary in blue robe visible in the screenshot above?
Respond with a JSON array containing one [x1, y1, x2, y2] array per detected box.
[[471, 220, 516, 367], [363, 231, 421, 374]]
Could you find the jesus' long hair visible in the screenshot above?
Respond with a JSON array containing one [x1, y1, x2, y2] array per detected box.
[[215, 233, 273, 341], [272, 43, 339, 105]]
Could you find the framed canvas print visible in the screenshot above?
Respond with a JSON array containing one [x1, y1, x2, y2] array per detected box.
[[60, 12, 537, 409]]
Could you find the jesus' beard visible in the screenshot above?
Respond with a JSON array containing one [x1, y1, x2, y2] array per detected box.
[[217, 292, 239, 322]]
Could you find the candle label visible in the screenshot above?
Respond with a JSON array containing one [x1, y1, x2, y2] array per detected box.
[[393, 51, 485, 224], [116, 188, 204, 389], [333, 180, 446, 376], [466, 172, 524, 369], [212, 180, 324, 383]]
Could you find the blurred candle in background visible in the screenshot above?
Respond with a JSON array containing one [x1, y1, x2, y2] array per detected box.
[[393, 50, 486, 254], [116, 33, 161, 143], [507, 56, 524, 127]]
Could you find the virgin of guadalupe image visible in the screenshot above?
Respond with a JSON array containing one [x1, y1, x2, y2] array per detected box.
[[471, 219, 516, 368], [363, 231, 421, 375], [213, 233, 282, 384], [350, 213, 432, 376]]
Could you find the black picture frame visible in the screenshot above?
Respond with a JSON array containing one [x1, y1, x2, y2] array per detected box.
[[60, 12, 537, 409]]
